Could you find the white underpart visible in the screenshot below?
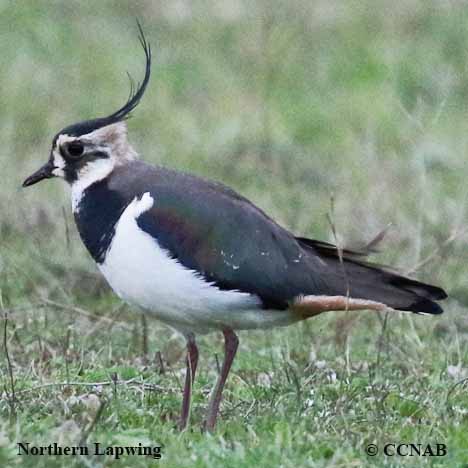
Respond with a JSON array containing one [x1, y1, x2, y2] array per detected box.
[[99, 193, 298, 334]]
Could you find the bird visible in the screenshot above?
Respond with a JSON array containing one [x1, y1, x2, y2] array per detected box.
[[23, 25, 447, 432]]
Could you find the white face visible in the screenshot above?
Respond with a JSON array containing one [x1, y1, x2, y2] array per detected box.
[[50, 122, 137, 188], [22, 121, 138, 196], [51, 134, 76, 178]]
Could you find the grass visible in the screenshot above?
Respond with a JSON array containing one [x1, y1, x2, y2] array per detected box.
[[1, 0, 468, 466]]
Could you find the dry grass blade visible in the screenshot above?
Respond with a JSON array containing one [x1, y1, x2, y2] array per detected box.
[[406, 226, 468, 275], [13, 378, 176, 397], [78, 399, 107, 447], [2, 310, 17, 413], [362, 224, 392, 255], [42, 298, 133, 331]]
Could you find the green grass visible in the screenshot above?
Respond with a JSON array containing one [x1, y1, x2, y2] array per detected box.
[[1, 0, 468, 466]]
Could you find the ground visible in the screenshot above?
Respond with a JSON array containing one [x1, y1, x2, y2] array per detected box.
[[1, 1, 468, 466]]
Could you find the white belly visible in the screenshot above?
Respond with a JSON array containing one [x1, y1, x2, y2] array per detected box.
[[98, 193, 297, 334]]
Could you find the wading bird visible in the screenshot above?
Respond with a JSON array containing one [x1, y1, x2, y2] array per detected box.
[[23, 25, 447, 431]]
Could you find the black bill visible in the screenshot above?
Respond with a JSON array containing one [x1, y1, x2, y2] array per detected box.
[[22, 161, 55, 187]]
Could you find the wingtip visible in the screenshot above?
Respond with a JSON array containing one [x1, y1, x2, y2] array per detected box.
[[410, 298, 444, 315]]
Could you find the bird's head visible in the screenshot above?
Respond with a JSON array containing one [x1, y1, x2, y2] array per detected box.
[[23, 23, 151, 190]]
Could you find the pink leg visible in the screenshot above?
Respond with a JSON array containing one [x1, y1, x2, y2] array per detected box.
[[204, 329, 239, 432], [179, 334, 198, 431]]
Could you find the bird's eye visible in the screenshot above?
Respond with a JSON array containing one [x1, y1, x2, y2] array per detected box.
[[65, 142, 84, 158]]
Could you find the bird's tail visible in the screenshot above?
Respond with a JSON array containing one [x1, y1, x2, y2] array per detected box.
[[295, 237, 447, 315]]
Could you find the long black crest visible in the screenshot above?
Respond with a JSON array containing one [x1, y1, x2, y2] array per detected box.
[[104, 20, 152, 123], [55, 21, 152, 140]]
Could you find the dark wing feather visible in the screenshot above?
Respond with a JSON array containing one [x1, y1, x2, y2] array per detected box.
[[108, 161, 329, 309]]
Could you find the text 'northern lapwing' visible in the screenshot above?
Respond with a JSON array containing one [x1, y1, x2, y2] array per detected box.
[[23, 24, 447, 431]]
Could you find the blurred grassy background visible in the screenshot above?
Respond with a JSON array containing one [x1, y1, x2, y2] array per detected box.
[[1, 0, 468, 466]]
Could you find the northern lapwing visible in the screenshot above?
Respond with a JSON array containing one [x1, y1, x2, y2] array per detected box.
[[23, 25, 447, 431]]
